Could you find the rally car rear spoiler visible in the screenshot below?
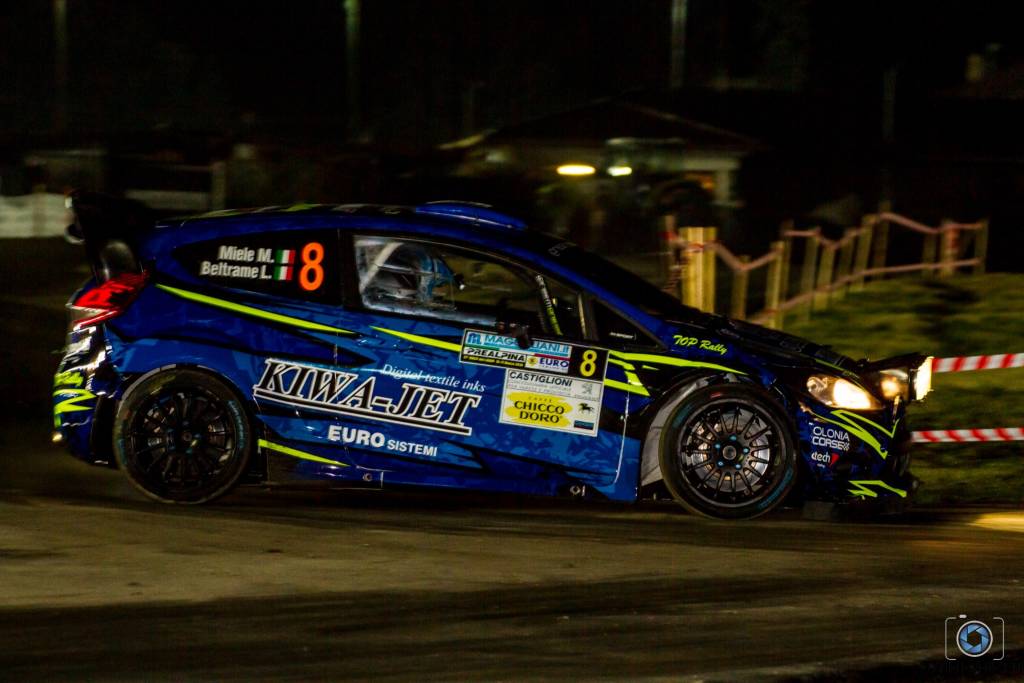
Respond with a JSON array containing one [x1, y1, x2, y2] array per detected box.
[[65, 190, 153, 282]]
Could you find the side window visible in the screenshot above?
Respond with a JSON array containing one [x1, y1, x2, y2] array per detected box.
[[592, 301, 657, 347], [175, 230, 339, 302], [353, 236, 583, 339]]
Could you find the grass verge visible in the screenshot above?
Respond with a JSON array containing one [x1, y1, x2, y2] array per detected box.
[[785, 273, 1024, 505]]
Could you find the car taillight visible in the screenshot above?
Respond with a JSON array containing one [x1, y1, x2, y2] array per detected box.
[[71, 271, 148, 331]]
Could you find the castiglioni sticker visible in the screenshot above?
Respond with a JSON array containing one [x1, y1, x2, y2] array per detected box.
[[499, 368, 603, 437]]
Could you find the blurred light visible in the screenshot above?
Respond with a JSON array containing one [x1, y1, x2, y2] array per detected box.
[[879, 369, 908, 400], [557, 164, 595, 176], [972, 512, 1024, 533], [607, 165, 633, 177], [880, 375, 904, 400], [914, 357, 933, 400], [683, 171, 716, 192]]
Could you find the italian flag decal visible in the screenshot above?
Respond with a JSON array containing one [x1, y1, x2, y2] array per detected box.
[[274, 249, 294, 281]]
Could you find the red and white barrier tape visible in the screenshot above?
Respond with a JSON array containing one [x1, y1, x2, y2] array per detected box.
[[932, 353, 1024, 373], [913, 428, 1024, 443]]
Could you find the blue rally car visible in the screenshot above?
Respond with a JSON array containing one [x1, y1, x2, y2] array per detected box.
[[53, 191, 932, 519]]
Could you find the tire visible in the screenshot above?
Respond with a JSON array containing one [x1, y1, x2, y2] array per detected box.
[[658, 384, 796, 520], [113, 368, 252, 504]]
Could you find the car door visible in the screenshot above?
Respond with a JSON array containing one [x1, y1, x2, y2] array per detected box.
[[326, 233, 625, 494]]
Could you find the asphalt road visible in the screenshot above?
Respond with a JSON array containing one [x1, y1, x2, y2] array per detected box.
[[1, 244, 1022, 681], [3, 419, 1024, 682]]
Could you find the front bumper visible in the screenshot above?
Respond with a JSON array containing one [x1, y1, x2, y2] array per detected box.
[[797, 398, 916, 504]]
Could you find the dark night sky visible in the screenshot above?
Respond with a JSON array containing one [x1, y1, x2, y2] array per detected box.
[[1, 1, 1022, 149]]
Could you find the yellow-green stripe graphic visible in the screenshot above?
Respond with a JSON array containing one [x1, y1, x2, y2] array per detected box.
[[157, 284, 354, 335], [258, 439, 349, 467]]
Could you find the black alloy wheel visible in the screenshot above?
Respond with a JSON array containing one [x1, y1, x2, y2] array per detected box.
[[113, 368, 252, 504], [659, 384, 797, 519]]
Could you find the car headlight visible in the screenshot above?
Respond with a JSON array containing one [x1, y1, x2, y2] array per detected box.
[[913, 357, 933, 400], [806, 374, 883, 410]]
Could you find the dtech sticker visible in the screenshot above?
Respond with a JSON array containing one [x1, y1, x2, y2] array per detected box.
[[810, 451, 840, 467], [499, 368, 604, 437], [253, 359, 480, 435]]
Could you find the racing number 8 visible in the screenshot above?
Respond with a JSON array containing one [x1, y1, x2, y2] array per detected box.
[[299, 242, 324, 291], [580, 349, 598, 377]]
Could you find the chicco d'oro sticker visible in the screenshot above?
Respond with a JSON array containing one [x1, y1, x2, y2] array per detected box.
[[499, 368, 604, 437]]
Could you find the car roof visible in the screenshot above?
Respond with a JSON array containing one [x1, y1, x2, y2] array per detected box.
[[162, 201, 527, 234]]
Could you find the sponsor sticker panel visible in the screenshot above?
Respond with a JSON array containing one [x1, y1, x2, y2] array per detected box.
[[672, 335, 728, 356], [460, 330, 607, 380], [252, 358, 480, 436], [812, 425, 851, 451], [327, 425, 439, 458], [499, 368, 604, 437]]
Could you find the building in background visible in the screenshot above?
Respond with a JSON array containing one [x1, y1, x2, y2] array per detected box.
[[427, 99, 760, 276]]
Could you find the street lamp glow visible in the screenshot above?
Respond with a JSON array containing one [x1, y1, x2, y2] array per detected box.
[[607, 165, 633, 177], [556, 164, 596, 176]]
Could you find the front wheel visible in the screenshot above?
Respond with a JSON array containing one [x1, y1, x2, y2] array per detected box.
[[659, 384, 796, 519], [113, 368, 253, 504]]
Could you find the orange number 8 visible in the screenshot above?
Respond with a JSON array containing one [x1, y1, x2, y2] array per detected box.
[[299, 242, 324, 291]]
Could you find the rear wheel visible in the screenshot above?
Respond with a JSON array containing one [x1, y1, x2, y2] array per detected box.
[[659, 384, 796, 519], [113, 368, 252, 504]]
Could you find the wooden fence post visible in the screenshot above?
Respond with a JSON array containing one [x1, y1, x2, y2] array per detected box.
[[798, 231, 820, 323], [974, 219, 989, 275], [678, 226, 689, 305], [765, 241, 784, 329], [938, 222, 957, 277], [680, 227, 704, 308], [814, 244, 836, 311], [703, 226, 717, 313], [833, 228, 856, 301], [852, 216, 874, 291], [731, 255, 750, 320]]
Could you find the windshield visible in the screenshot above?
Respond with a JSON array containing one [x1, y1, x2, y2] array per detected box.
[[525, 235, 700, 320]]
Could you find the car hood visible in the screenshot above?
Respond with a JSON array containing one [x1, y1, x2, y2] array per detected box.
[[670, 313, 859, 373]]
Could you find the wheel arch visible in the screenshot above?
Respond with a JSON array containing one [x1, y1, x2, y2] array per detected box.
[[118, 362, 255, 416], [111, 362, 263, 502], [113, 362, 266, 482], [636, 370, 793, 491], [647, 380, 801, 517]]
